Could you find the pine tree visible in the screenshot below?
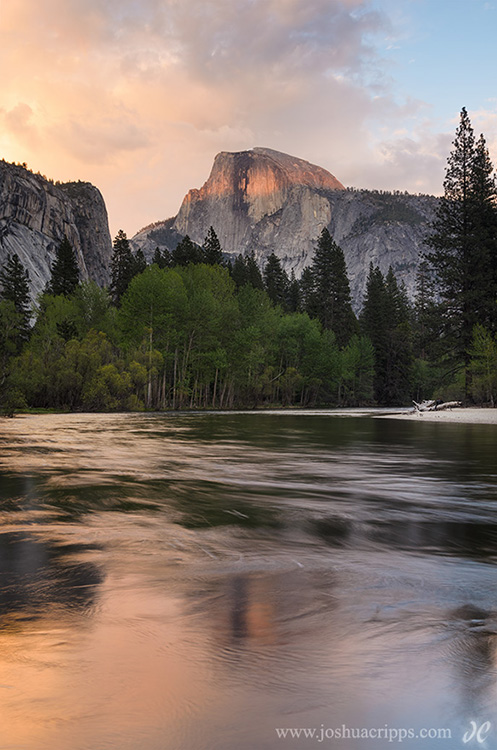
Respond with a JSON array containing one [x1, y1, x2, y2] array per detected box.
[[360, 265, 412, 405], [413, 260, 441, 361], [171, 235, 202, 266], [263, 253, 289, 308], [469, 133, 497, 331], [152, 247, 171, 269], [110, 230, 135, 305], [134, 248, 147, 275], [231, 254, 248, 288], [202, 226, 224, 265], [48, 236, 80, 296], [299, 267, 315, 315], [245, 251, 264, 290], [308, 228, 356, 346], [152, 247, 164, 267], [286, 270, 301, 312], [0, 253, 31, 344], [425, 107, 497, 394]]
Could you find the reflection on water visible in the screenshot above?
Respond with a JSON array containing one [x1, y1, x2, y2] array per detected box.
[[0, 411, 497, 749]]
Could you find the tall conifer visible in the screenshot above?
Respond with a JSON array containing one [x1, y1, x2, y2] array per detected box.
[[202, 227, 224, 265], [110, 230, 135, 305], [48, 236, 80, 297], [0, 253, 31, 344], [309, 228, 356, 346], [425, 107, 497, 393], [263, 253, 289, 308]]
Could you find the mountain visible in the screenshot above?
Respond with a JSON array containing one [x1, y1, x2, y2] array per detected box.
[[0, 160, 112, 298], [132, 147, 438, 307]]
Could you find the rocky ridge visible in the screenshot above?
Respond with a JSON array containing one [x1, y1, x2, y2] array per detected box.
[[132, 147, 438, 307]]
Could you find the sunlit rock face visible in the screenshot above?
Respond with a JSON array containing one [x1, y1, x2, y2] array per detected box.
[[134, 147, 438, 308], [0, 161, 112, 298], [173, 147, 345, 267]]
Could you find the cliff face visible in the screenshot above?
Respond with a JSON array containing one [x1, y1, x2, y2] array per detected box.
[[174, 147, 345, 258], [0, 161, 112, 298], [133, 147, 438, 308]]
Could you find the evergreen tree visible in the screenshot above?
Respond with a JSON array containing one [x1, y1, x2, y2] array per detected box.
[[470, 133, 497, 330], [48, 236, 80, 296], [231, 254, 248, 288], [413, 260, 440, 361], [152, 247, 171, 269], [133, 249, 147, 276], [0, 253, 31, 345], [425, 107, 497, 394], [308, 228, 356, 346], [152, 247, 164, 267], [171, 235, 202, 266], [286, 270, 301, 313], [360, 265, 412, 405], [263, 253, 289, 308], [245, 251, 264, 290], [299, 267, 315, 315], [202, 227, 224, 265], [110, 230, 136, 306]]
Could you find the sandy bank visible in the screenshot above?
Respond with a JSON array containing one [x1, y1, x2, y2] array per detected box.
[[382, 407, 497, 425]]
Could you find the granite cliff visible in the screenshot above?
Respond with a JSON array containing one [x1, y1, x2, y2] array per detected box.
[[133, 147, 438, 307], [0, 161, 112, 298]]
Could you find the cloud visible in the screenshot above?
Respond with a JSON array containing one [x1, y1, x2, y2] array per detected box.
[[0, 0, 456, 235]]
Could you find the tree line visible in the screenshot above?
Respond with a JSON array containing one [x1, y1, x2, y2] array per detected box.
[[1, 108, 496, 413]]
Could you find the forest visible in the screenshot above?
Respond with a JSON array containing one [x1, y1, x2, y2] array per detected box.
[[1, 108, 496, 414]]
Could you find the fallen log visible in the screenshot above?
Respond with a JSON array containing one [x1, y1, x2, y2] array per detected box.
[[413, 399, 462, 413]]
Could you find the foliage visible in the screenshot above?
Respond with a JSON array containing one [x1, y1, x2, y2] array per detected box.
[[110, 230, 136, 305], [0, 253, 31, 346], [202, 227, 224, 265], [47, 236, 80, 297], [360, 264, 414, 405], [263, 253, 289, 308], [424, 108, 497, 395], [469, 325, 497, 406], [303, 228, 357, 347]]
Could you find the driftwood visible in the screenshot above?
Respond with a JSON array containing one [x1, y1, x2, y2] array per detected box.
[[413, 399, 462, 413]]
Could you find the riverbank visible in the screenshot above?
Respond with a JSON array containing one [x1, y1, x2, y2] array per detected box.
[[382, 407, 497, 424]]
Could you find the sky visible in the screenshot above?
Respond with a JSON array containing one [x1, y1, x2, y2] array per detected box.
[[1, 0, 497, 238]]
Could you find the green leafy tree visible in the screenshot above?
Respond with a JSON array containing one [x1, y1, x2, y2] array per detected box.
[[202, 227, 224, 265], [340, 335, 375, 405], [110, 230, 135, 305], [48, 236, 80, 296], [469, 325, 497, 406], [73, 281, 112, 336], [0, 253, 31, 345]]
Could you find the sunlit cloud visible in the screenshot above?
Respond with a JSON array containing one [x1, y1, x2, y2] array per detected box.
[[0, 0, 473, 235]]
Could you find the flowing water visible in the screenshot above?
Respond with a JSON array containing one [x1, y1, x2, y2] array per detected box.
[[0, 411, 497, 749]]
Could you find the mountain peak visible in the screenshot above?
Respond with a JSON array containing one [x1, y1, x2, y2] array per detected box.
[[202, 147, 345, 198]]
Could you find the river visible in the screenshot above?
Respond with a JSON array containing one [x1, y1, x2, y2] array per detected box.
[[0, 411, 496, 749]]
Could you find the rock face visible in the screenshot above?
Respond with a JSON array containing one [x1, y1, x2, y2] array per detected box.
[[0, 161, 112, 299], [133, 147, 438, 308]]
